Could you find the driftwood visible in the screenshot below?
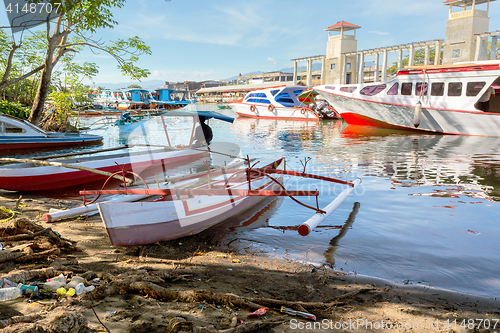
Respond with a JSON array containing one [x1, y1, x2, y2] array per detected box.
[[1, 267, 63, 284], [14, 218, 76, 250], [81, 274, 374, 312], [0, 314, 42, 329], [15, 248, 60, 263]]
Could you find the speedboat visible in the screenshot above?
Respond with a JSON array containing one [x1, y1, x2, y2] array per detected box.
[[229, 86, 339, 120], [314, 60, 500, 136], [0, 113, 102, 151]]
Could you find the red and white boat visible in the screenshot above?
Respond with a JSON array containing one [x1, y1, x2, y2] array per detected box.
[[314, 61, 500, 136], [229, 86, 339, 120], [80, 158, 361, 246], [0, 113, 102, 151], [0, 111, 234, 191]]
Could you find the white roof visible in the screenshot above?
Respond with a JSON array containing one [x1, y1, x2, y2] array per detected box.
[[196, 82, 301, 94]]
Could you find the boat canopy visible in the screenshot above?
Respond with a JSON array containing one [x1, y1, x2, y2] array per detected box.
[[162, 110, 235, 123]]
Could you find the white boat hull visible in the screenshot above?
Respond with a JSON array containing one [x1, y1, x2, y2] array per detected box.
[[230, 103, 320, 120], [97, 160, 284, 246], [314, 62, 500, 136]]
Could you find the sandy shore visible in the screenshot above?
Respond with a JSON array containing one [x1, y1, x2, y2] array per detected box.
[[1, 191, 499, 332]]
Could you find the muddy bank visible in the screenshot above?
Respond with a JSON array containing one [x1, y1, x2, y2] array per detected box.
[[0, 192, 499, 333]]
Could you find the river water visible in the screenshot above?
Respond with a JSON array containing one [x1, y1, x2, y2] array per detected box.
[[75, 105, 500, 298]]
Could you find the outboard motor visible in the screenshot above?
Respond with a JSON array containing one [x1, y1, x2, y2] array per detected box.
[[317, 102, 328, 111], [120, 112, 132, 121]]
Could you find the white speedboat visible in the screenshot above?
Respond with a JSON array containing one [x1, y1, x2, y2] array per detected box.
[[229, 86, 339, 120], [314, 61, 500, 136]]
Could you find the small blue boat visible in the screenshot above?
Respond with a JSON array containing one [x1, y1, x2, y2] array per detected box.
[[149, 88, 189, 109], [0, 113, 102, 151]]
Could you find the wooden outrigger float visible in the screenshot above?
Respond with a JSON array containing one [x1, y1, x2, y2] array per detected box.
[[79, 155, 361, 246]]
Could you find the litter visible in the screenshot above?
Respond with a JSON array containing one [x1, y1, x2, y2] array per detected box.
[[248, 307, 268, 317], [280, 306, 316, 321]]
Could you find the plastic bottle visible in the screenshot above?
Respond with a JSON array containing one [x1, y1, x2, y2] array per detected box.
[[0, 287, 22, 302], [75, 283, 95, 296], [3, 279, 18, 288], [67, 276, 84, 289], [17, 283, 38, 295], [43, 281, 63, 291], [47, 274, 66, 286]]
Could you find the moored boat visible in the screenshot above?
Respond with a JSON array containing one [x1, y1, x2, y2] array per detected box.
[[314, 61, 500, 136], [81, 157, 361, 246], [229, 86, 339, 120], [149, 88, 189, 109], [0, 113, 102, 151], [0, 111, 235, 191]]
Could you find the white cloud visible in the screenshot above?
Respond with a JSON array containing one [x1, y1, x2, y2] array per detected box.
[[369, 31, 390, 36], [266, 57, 278, 65]]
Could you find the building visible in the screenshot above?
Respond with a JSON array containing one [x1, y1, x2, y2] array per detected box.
[[245, 71, 294, 84], [293, 0, 498, 86]]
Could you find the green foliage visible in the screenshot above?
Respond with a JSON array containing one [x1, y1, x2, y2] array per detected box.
[[0, 100, 30, 119], [387, 48, 440, 75], [44, 77, 93, 131], [127, 84, 143, 89]]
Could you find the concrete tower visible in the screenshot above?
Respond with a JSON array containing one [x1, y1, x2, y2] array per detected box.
[[442, 0, 495, 64], [323, 21, 360, 84]]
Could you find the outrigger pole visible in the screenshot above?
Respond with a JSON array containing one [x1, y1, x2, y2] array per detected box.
[[298, 178, 361, 236]]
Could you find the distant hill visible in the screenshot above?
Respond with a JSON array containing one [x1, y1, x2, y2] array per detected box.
[[94, 79, 166, 90], [95, 63, 325, 89]]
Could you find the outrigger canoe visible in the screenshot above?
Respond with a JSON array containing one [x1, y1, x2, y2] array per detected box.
[[80, 157, 361, 246], [0, 111, 235, 192]]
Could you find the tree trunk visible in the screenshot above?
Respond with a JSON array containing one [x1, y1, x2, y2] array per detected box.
[[28, 51, 54, 126]]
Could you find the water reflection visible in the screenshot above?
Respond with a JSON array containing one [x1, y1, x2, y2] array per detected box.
[[324, 202, 360, 267]]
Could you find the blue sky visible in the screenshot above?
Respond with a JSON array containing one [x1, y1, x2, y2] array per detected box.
[[2, 0, 500, 85]]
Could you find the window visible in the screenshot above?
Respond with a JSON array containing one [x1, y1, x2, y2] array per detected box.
[[401, 83, 412, 95], [246, 92, 267, 98], [388, 83, 399, 95], [293, 89, 305, 96], [340, 86, 357, 93], [276, 92, 291, 98], [448, 82, 462, 96], [346, 63, 351, 70], [325, 86, 335, 90], [0, 122, 25, 134], [330, 63, 335, 70], [360, 84, 386, 96], [452, 49, 461, 59], [466, 82, 486, 96], [246, 98, 270, 104], [276, 98, 295, 105], [270, 90, 280, 96], [415, 82, 428, 96], [431, 82, 444, 96]]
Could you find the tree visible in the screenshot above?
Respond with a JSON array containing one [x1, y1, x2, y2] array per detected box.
[[387, 48, 440, 75], [1, 0, 151, 126], [127, 84, 142, 89]]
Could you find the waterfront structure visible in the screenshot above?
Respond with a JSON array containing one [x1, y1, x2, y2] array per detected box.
[[245, 71, 293, 84], [295, 0, 498, 85]]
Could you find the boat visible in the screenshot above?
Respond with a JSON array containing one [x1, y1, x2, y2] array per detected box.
[[229, 86, 339, 120], [114, 112, 149, 136], [0, 113, 103, 151], [314, 61, 500, 136], [117, 89, 154, 110], [80, 157, 361, 246], [149, 88, 189, 109], [0, 111, 235, 191]]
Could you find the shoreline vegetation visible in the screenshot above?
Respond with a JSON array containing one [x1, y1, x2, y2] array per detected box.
[[1, 191, 499, 332]]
